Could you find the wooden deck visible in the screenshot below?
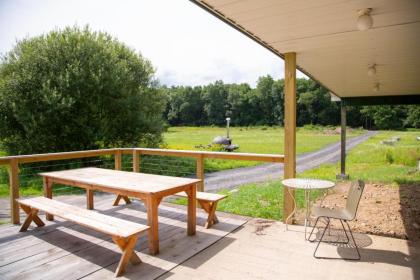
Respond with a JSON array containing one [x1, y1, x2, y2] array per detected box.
[[0, 194, 419, 280], [0, 194, 247, 279]]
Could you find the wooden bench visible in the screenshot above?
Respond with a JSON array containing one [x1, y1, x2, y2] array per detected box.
[[18, 197, 149, 277], [175, 192, 227, 228], [113, 191, 227, 229]]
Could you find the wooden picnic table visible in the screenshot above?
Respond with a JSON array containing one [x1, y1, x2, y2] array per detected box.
[[39, 167, 200, 255]]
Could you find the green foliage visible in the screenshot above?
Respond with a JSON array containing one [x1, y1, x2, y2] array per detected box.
[[360, 105, 407, 130], [0, 26, 165, 155], [405, 105, 420, 128]]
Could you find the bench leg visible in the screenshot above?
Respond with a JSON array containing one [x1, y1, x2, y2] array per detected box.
[[198, 201, 219, 229], [113, 195, 132, 206], [20, 205, 45, 232], [112, 235, 140, 277]]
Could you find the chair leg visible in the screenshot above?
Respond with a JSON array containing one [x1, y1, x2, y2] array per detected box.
[[313, 218, 330, 258], [339, 219, 350, 244], [313, 218, 361, 260], [344, 221, 361, 260], [308, 217, 320, 242]]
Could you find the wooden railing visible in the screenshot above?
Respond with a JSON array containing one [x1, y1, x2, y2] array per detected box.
[[0, 148, 284, 224]]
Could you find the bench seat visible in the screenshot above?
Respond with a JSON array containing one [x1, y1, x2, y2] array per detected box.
[[113, 191, 227, 229], [18, 197, 149, 277], [175, 191, 227, 228]]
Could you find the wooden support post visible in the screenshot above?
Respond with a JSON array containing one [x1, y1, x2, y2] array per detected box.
[[133, 150, 140, 172], [196, 155, 204, 191], [8, 159, 20, 224], [337, 104, 349, 179], [114, 149, 122, 171], [283, 52, 297, 224]]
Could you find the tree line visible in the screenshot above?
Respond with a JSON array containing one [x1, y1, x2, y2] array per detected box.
[[162, 77, 420, 129]]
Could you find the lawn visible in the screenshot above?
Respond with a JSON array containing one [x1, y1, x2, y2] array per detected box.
[[163, 125, 364, 171], [300, 130, 420, 184], [163, 125, 363, 154], [187, 130, 420, 220]]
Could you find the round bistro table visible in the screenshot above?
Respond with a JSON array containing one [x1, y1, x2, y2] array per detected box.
[[282, 178, 335, 240]]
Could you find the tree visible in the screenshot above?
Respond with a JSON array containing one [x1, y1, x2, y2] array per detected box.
[[0, 26, 166, 155], [361, 106, 405, 129], [203, 81, 229, 125], [405, 105, 420, 128]]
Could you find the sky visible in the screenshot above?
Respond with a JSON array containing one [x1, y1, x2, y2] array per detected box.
[[0, 0, 305, 88]]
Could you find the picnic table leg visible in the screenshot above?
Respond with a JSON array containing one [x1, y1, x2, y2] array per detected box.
[[146, 195, 160, 255], [87, 189, 94, 210], [186, 184, 196, 236], [43, 177, 54, 221], [113, 195, 132, 206]]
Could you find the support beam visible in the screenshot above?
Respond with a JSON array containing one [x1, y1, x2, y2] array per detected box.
[[337, 104, 349, 180], [283, 52, 296, 224]]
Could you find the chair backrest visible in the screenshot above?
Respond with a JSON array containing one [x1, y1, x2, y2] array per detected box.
[[345, 180, 365, 220]]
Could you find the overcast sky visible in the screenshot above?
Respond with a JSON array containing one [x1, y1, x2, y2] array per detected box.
[[0, 0, 305, 87]]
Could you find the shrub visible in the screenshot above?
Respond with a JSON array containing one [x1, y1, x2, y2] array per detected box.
[[0, 26, 166, 155]]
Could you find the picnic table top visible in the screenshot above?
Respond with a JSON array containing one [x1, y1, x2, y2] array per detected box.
[[40, 167, 201, 194]]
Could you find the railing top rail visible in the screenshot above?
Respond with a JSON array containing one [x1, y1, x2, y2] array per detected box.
[[128, 148, 284, 163], [0, 147, 284, 165], [0, 148, 118, 165]]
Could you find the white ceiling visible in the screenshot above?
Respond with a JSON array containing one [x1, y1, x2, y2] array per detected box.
[[193, 0, 420, 97]]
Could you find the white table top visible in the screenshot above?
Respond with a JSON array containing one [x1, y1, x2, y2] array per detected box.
[[282, 178, 335, 190]]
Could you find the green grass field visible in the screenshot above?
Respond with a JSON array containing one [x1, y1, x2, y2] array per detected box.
[[300, 130, 420, 184], [163, 126, 363, 154], [163, 126, 364, 171], [177, 130, 420, 220]]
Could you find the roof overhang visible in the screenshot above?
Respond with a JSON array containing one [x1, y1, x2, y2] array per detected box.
[[190, 0, 420, 100]]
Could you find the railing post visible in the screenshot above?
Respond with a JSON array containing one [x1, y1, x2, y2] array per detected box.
[[114, 149, 122, 170], [133, 150, 140, 172], [196, 155, 204, 191], [8, 159, 20, 224]]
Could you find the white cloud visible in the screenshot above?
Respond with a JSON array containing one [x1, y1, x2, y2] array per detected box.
[[0, 0, 305, 87]]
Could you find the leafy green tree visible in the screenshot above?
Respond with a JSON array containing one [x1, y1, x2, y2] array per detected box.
[[405, 105, 420, 128], [227, 83, 254, 125], [203, 81, 229, 125], [361, 106, 405, 129], [0, 26, 165, 155], [165, 86, 205, 126]]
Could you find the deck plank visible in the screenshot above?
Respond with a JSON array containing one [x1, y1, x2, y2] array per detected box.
[[0, 194, 247, 280]]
